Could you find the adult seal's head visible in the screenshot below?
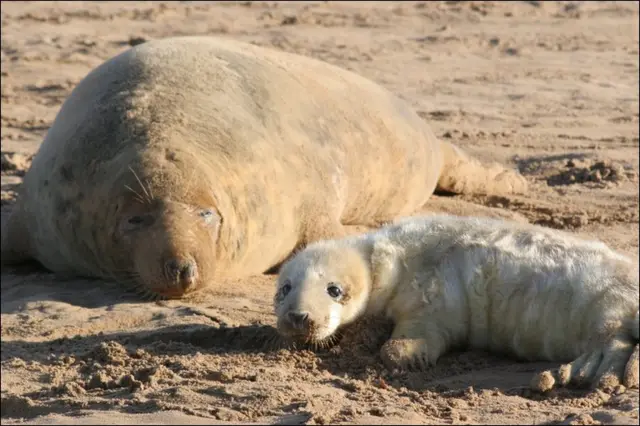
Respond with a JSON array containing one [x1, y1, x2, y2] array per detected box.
[[273, 241, 373, 343], [108, 163, 223, 298], [66, 147, 225, 299]]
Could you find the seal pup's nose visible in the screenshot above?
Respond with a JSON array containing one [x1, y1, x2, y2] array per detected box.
[[164, 258, 198, 289], [287, 311, 310, 329]]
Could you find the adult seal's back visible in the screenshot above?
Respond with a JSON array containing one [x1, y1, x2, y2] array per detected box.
[[1, 36, 528, 298]]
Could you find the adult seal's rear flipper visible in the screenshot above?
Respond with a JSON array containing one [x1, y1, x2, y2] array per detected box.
[[436, 141, 528, 195]]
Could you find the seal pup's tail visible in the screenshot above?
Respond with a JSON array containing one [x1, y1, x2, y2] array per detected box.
[[435, 140, 528, 195]]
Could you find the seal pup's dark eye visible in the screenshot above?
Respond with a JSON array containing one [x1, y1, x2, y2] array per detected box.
[[327, 283, 342, 299], [281, 280, 292, 297]]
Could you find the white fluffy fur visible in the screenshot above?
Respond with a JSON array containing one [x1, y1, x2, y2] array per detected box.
[[274, 214, 639, 390]]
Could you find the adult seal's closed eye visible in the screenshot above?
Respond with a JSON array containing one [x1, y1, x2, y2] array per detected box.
[[274, 214, 639, 391], [1, 36, 527, 298]]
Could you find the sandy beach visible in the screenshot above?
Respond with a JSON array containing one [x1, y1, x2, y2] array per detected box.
[[1, 1, 638, 424]]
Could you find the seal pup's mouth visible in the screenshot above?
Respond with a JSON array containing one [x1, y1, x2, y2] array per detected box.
[[279, 327, 344, 351], [276, 311, 345, 350]]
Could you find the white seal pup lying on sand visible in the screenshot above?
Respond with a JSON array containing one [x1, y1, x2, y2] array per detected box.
[[274, 214, 639, 391]]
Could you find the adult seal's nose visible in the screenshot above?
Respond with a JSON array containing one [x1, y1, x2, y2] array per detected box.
[[287, 311, 310, 329], [164, 258, 198, 288]]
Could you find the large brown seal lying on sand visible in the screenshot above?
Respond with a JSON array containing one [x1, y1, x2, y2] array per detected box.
[[1, 36, 527, 298], [274, 214, 639, 390]]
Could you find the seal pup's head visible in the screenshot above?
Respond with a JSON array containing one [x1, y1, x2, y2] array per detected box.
[[274, 241, 372, 344], [110, 165, 222, 299]]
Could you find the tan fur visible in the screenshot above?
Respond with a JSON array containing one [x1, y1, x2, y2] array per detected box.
[[1, 36, 527, 298], [274, 214, 639, 390]]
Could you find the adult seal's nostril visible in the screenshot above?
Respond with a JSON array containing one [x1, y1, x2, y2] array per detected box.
[[287, 311, 309, 329], [164, 258, 198, 284], [179, 261, 197, 280]]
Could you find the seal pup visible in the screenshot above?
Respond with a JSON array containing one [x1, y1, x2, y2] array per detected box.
[[274, 214, 639, 390], [1, 36, 527, 298]]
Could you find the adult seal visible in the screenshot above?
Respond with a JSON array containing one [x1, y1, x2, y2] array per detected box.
[[1, 36, 527, 298], [274, 214, 639, 390]]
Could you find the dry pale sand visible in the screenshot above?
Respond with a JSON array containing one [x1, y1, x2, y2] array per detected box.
[[1, 1, 639, 425]]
